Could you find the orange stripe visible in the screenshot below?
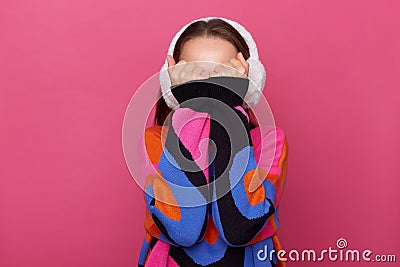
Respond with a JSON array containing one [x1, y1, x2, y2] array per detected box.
[[144, 126, 181, 221], [153, 170, 182, 221], [145, 232, 152, 243], [277, 137, 289, 204], [203, 215, 219, 245], [272, 234, 286, 267], [144, 126, 168, 164], [144, 208, 161, 238], [278, 137, 288, 174], [243, 169, 265, 205]]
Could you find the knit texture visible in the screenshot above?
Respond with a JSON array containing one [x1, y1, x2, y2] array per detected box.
[[138, 77, 288, 266]]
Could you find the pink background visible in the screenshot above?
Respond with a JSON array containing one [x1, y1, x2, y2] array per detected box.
[[1, 0, 399, 266]]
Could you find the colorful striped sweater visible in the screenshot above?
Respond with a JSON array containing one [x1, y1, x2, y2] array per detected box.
[[137, 77, 289, 267]]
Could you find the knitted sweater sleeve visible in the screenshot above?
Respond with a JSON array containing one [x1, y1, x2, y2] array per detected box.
[[250, 125, 289, 240], [169, 76, 289, 247], [210, 114, 289, 247], [141, 107, 211, 247]]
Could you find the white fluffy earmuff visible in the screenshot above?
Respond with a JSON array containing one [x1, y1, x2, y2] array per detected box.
[[159, 16, 267, 109]]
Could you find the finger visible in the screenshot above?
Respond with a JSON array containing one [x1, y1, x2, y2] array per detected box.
[[176, 59, 187, 65], [173, 60, 187, 77], [170, 59, 187, 85], [166, 55, 176, 67], [220, 61, 238, 77], [221, 63, 236, 76], [237, 52, 249, 77], [179, 62, 196, 83], [192, 66, 204, 76], [230, 58, 246, 77], [209, 64, 226, 77], [199, 69, 210, 79], [209, 70, 221, 78], [192, 66, 209, 80], [166, 55, 176, 78]]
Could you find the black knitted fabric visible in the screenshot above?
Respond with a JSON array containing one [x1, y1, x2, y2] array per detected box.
[[170, 76, 249, 110]]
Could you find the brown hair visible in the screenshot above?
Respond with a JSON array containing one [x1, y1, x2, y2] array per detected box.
[[154, 18, 258, 129]]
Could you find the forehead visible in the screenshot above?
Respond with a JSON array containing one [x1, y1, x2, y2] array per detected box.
[[179, 37, 238, 64]]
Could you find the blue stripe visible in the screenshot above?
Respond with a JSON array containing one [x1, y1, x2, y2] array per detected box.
[[229, 146, 276, 219]]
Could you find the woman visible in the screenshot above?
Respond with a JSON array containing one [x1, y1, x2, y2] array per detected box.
[[138, 17, 289, 267]]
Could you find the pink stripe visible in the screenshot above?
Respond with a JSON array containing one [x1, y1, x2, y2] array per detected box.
[[258, 221, 276, 239], [167, 255, 180, 267], [233, 106, 249, 122], [250, 128, 261, 163], [171, 108, 211, 182], [272, 127, 285, 167], [146, 240, 170, 266], [250, 126, 286, 172], [251, 126, 275, 170], [269, 166, 281, 176]]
